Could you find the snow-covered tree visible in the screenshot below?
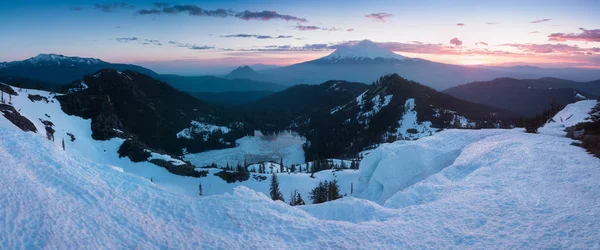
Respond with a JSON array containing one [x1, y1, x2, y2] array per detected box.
[[198, 182, 203, 196]]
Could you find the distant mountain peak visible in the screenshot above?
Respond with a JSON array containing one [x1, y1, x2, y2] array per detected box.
[[226, 65, 259, 79], [26, 53, 105, 65], [321, 39, 406, 62]]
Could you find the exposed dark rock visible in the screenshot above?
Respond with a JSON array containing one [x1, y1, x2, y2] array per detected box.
[[117, 139, 151, 162], [0, 104, 37, 132], [0, 82, 18, 96], [67, 132, 76, 142], [39, 119, 54, 127], [214, 170, 250, 183], [149, 159, 204, 178], [28, 94, 49, 103], [38, 119, 55, 141]]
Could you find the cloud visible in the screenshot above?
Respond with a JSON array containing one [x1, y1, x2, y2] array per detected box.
[[530, 18, 551, 24], [69, 6, 83, 11], [250, 43, 335, 51], [221, 34, 293, 39], [162, 40, 216, 50], [94, 2, 135, 12], [190, 45, 215, 50], [485, 22, 498, 25], [162, 5, 232, 17], [234, 10, 307, 22], [456, 23, 465, 26], [137, 9, 161, 15], [500, 43, 599, 54], [548, 28, 600, 42], [115, 37, 138, 43], [476, 42, 489, 46], [450, 38, 463, 47], [529, 31, 539, 34], [365, 13, 393, 22], [295, 25, 320, 31], [144, 39, 161, 45], [294, 24, 342, 31], [346, 29, 354, 32], [136, 5, 307, 22]]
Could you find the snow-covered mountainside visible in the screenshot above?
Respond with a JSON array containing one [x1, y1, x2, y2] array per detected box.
[[0, 83, 355, 201], [0, 54, 158, 87], [305, 74, 510, 159], [1, 98, 599, 248], [539, 100, 598, 136], [321, 39, 406, 62], [25, 53, 104, 65]]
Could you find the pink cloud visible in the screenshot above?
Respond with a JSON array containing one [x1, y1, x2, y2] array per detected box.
[[450, 38, 463, 47], [500, 43, 600, 54], [456, 23, 465, 26], [365, 13, 393, 22], [548, 28, 600, 42], [530, 18, 551, 24]]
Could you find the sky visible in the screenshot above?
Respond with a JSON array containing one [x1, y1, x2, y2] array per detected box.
[[1, 0, 599, 74]]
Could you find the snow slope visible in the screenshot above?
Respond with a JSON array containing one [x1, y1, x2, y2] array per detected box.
[[539, 100, 597, 136], [395, 98, 438, 140], [2, 119, 600, 248], [356, 129, 508, 204], [0, 85, 352, 202]]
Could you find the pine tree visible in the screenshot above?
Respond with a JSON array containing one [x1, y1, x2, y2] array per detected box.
[[350, 159, 357, 170], [295, 191, 305, 205], [62, 138, 65, 151], [0, 91, 4, 104], [269, 173, 284, 202], [279, 157, 284, 173], [340, 160, 346, 169], [351, 183, 354, 195], [198, 182, 203, 196], [290, 164, 296, 173], [309, 181, 328, 204], [328, 179, 341, 201], [289, 190, 305, 206]]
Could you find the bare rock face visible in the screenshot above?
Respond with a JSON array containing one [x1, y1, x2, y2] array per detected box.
[[0, 82, 18, 96], [0, 104, 37, 132]]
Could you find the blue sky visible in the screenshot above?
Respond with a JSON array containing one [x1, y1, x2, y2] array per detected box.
[[1, 0, 599, 74]]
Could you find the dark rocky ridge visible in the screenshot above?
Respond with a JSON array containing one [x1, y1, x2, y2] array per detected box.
[[0, 104, 37, 132], [57, 69, 231, 155]]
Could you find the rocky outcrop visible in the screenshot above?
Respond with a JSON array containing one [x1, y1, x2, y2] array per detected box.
[[0, 104, 37, 132], [0, 82, 17, 96]]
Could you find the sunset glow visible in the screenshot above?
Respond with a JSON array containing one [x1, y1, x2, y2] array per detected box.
[[0, 0, 598, 74]]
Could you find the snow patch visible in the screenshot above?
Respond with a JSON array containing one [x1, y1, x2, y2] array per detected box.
[[539, 100, 597, 136], [396, 98, 437, 140], [177, 121, 231, 140]]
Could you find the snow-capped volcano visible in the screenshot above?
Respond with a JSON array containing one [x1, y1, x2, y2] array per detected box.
[[321, 40, 406, 62]]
